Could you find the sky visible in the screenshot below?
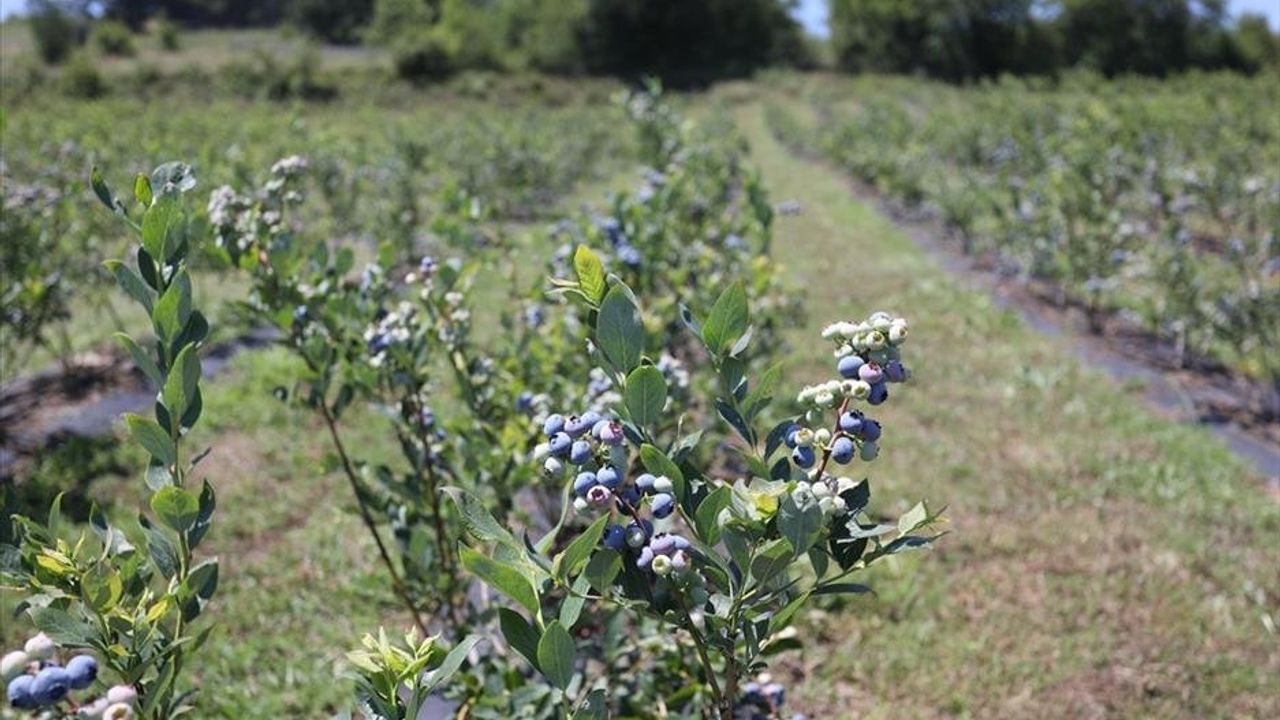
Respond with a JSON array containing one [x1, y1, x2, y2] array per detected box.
[[0, 0, 1276, 30]]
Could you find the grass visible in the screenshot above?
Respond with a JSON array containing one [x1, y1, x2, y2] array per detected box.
[[3, 81, 1277, 719]]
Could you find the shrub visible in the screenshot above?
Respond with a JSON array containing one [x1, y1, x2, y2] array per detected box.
[[28, 0, 84, 65], [92, 20, 135, 57], [156, 17, 181, 52], [391, 27, 457, 83], [60, 54, 105, 99]]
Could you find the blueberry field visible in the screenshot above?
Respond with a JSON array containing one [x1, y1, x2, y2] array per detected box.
[[2, 9, 1279, 720]]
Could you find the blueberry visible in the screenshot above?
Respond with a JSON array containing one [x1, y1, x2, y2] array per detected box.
[[625, 521, 651, 548], [543, 414, 565, 436], [764, 681, 785, 706], [586, 485, 613, 506], [597, 466, 620, 489], [636, 546, 655, 569], [542, 457, 565, 480], [837, 354, 865, 379], [564, 415, 592, 438], [580, 411, 603, 428], [883, 360, 907, 383], [867, 382, 888, 406], [617, 486, 641, 508], [650, 535, 677, 554], [7, 673, 36, 709], [831, 436, 856, 464], [548, 432, 572, 457], [860, 419, 882, 442], [652, 476, 674, 494], [65, 655, 97, 690], [603, 524, 627, 551], [783, 423, 801, 449], [670, 534, 690, 550], [651, 493, 675, 519], [30, 666, 71, 705], [598, 421, 625, 446], [573, 472, 598, 497], [635, 473, 657, 494], [860, 441, 879, 461], [569, 440, 594, 466], [838, 410, 864, 434], [742, 680, 762, 701], [791, 446, 816, 469], [516, 392, 535, 415], [858, 362, 884, 384]]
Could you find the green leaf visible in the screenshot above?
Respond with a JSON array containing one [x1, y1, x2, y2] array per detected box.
[[813, 583, 872, 596], [134, 173, 154, 207], [31, 607, 92, 647], [555, 514, 609, 580], [898, 501, 931, 536], [596, 284, 644, 374], [141, 195, 183, 261], [103, 261, 153, 314], [583, 549, 622, 594], [536, 620, 576, 690], [91, 166, 117, 212], [694, 485, 732, 546], [125, 414, 175, 466], [558, 574, 591, 629], [624, 365, 667, 428], [151, 486, 200, 532], [573, 245, 607, 305], [639, 444, 685, 502], [749, 538, 792, 586], [140, 515, 179, 578], [777, 491, 824, 558], [700, 282, 749, 356], [114, 333, 162, 387], [188, 480, 216, 549], [498, 608, 541, 670], [82, 563, 123, 613], [459, 546, 539, 616], [152, 271, 192, 343], [443, 487, 518, 548], [419, 634, 483, 695], [162, 344, 201, 423]]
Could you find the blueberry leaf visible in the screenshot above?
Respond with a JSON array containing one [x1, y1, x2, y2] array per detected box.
[[536, 620, 576, 690], [624, 365, 667, 428]]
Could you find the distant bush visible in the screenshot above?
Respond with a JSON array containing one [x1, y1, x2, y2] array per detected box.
[[293, 0, 375, 44], [220, 47, 337, 101], [391, 27, 457, 83], [93, 20, 136, 57], [156, 17, 181, 51], [61, 53, 105, 98], [29, 0, 85, 65]]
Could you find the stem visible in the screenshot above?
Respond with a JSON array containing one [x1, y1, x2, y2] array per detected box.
[[674, 590, 725, 717], [811, 397, 851, 479], [319, 401, 430, 636]]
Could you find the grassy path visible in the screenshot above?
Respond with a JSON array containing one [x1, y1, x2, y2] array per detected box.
[[728, 93, 1278, 718]]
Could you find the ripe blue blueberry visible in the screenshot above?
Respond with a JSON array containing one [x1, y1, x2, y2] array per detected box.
[[625, 520, 651, 548], [636, 546, 655, 569], [838, 410, 864, 434], [7, 674, 36, 709], [65, 656, 97, 690], [831, 436, 856, 464], [573, 472, 598, 497], [569, 440, 593, 465], [837, 354, 865, 379], [884, 360, 907, 383], [860, 419, 882, 442], [543, 414, 565, 436], [598, 421, 625, 446], [742, 681, 762, 701], [635, 473, 657, 494], [580, 410, 603, 428], [603, 524, 627, 551], [548, 432, 572, 457], [596, 466, 620, 489], [764, 681, 786, 706], [651, 493, 675, 519], [650, 535, 677, 554], [564, 415, 591, 438], [783, 423, 801, 449], [867, 382, 888, 406], [30, 666, 71, 706], [618, 486, 641, 508], [791, 446, 816, 469], [858, 362, 884, 384]]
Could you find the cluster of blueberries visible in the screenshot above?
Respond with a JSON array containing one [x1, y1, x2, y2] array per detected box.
[[784, 407, 884, 470], [736, 675, 805, 720], [598, 217, 643, 268], [2, 634, 136, 718]]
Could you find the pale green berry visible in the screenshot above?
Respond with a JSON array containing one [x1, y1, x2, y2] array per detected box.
[[849, 380, 871, 399], [814, 390, 836, 407], [652, 554, 673, 576], [794, 428, 815, 448], [794, 480, 811, 493], [889, 323, 908, 345], [866, 330, 887, 350], [814, 428, 832, 446], [860, 441, 879, 461], [23, 633, 54, 661], [818, 497, 836, 516], [653, 476, 674, 494], [573, 497, 589, 512], [1, 650, 28, 680], [812, 482, 831, 499], [532, 442, 551, 460]]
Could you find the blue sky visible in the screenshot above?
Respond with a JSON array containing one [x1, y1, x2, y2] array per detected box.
[[791, 0, 1280, 36], [1, 0, 1276, 30]]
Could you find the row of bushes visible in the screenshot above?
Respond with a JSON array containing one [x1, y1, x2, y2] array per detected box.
[[29, 5, 180, 65]]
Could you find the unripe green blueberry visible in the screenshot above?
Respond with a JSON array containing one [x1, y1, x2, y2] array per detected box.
[[23, 634, 54, 662], [1, 650, 28, 680], [104, 703, 135, 720], [814, 428, 832, 446], [860, 441, 879, 461], [794, 428, 815, 448], [572, 497, 589, 512], [866, 330, 887, 350], [812, 482, 831, 499], [653, 476, 674, 495], [542, 457, 565, 480], [814, 390, 836, 407], [106, 685, 138, 705], [651, 554, 673, 576], [818, 497, 836, 516]]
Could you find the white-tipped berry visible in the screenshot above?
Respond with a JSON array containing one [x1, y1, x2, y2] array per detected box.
[[1, 650, 28, 680], [23, 633, 54, 661]]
